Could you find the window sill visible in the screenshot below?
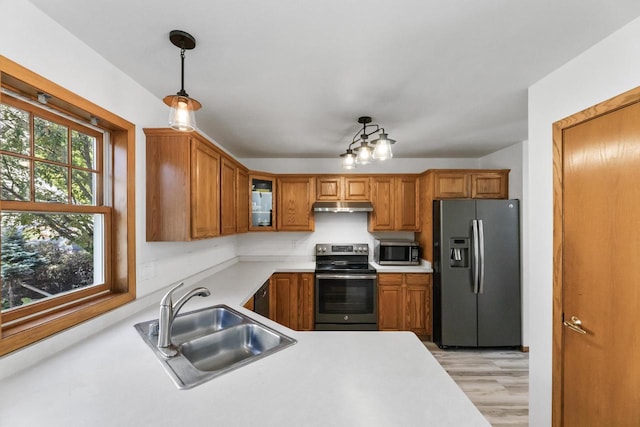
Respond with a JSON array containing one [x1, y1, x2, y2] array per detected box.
[[0, 291, 135, 357]]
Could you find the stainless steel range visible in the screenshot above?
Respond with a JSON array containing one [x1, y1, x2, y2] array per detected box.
[[314, 243, 378, 331]]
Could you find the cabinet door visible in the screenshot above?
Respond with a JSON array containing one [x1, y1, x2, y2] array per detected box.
[[145, 132, 191, 241], [191, 140, 220, 239], [369, 177, 395, 231], [405, 274, 431, 336], [378, 274, 403, 330], [270, 273, 298, 329], [395, 176, 419, 231], [344, 176, 370, 200], [250, 175, 276, 231], [236, 168, 249, 233], [220, 157, 237, 235], [297, 273, 315, 331], [434, 172, 469, 198], [316, 176, 342, 200], [277, 176, 315, 231], [471, 172, 509, 199]]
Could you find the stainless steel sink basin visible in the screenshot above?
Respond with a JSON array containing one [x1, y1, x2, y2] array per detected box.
[[134, 304, 296, 389], [180, 324, 285, 371]]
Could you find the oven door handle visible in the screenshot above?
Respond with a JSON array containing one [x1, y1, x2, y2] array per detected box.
[[315, 274, 378, 280]]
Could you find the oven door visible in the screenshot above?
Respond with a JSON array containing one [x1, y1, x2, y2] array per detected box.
[[315, 273, 377, 328]]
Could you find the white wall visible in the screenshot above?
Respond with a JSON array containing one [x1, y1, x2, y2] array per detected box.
[[237, 213, 414, 260], [527, 16, 640, 426]]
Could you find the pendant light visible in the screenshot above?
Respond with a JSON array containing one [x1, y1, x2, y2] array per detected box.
[[340, 116, 396, 169], [163, 30, 201, 132]]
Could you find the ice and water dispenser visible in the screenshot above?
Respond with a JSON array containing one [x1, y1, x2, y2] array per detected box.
[[449, 238, 469, 268]]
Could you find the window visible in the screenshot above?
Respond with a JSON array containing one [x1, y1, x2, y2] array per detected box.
[[0, 56, 135, 356]]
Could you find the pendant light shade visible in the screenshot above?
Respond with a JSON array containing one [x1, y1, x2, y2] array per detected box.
[[341, 149, 356, 170], [164, 30, 201, 132], [372, 132, 394, 161], [164, 95, 201, 132], [340, 116, 397, 169]]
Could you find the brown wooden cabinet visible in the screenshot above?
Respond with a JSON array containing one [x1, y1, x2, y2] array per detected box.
[[416, 169, 509, 262], [369, 175, 419, 231], [236, 167, 249, 233], [269, 272, 314, 331], [378, 273, 431, 337], [250, 174, 276, 231], [220, 157, 237, 236], [431, 169, 509, 199], [316, 175, 370, 201], [277, 176, 315, 231], [145, 128, 220, 241]]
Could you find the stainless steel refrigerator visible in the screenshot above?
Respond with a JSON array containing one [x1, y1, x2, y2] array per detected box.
[[433, 199, 521, 348]]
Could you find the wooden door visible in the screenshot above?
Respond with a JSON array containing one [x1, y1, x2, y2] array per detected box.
[[378, 274, 403, 330], [220, 157, 237, 235], [470, 172, 508, 199], [344, 176, 370, 200], [236, 168, 249, 233], [369, 177, 394, 231], [395, 176, 419, 231], [277, 176, 315, 231], [297, 273, 314, 331], [270, 273, 298, 329], [553, 92, 640, 426], [190, 139, 220, 239], [316, 176, 342, 200], [433, 171, 469, 198], [404, 274, 431, 336]]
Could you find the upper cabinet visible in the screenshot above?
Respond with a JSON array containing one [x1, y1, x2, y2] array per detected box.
[[277, 176, 315, 231], [316, 175, 370, 201], [416, 169, 510, 262], [250, 174, 276, 231], [369, 175, 419, 232], [145, 128, 220, 241], [431, 169, 509, 199], [236, 168, 250, 233], [220, 157, 237, 236]]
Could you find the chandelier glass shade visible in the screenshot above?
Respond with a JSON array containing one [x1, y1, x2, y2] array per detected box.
[[341, 116, 396, 169], [164, 30, 201, 132]]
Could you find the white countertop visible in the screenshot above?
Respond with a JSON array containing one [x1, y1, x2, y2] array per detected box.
[[0, 261, 486, 427]]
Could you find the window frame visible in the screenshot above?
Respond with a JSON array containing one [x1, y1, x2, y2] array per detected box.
[[0, 55, 136, 356]]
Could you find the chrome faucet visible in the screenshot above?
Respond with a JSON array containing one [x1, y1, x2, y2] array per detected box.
[[157, 282, 211, 358]]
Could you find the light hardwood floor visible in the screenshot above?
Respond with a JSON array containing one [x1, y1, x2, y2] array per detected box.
[[424, 341, 529, 427]]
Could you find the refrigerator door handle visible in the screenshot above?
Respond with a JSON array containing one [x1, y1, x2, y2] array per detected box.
[[472, 219, 480, 294], [478, 219, 485, 294]]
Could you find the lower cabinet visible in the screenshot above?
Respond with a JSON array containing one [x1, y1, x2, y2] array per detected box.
[[269, 272, 314, 331], [378, 273, 431, 337]]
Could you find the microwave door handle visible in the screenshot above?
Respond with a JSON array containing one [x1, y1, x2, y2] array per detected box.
[[472, 220, 480, 294]]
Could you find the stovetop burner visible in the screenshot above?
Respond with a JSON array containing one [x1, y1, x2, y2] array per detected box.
[[315, 243, 376, 274]]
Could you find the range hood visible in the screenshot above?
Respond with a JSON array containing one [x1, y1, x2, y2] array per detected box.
[[313, 201, 374, 213]]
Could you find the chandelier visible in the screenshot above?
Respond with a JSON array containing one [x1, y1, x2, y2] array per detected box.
[[163, 30, 202, 132], [340, 116, 395, 170]]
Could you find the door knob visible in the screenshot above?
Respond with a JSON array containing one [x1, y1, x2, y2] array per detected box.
[[563, 315, 587, 335]]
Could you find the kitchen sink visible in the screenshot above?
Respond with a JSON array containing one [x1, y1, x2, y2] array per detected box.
[[134, 304, 296, 389]]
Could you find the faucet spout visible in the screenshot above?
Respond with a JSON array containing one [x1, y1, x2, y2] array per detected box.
[[157, 282, 211, 358]]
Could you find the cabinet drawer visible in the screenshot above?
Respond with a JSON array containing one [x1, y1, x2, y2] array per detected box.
[[405, 274, 430, 286], [378, 273, 403, 285]]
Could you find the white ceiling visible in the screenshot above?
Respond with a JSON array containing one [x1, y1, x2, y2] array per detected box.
[[29, 0, 640, 159]]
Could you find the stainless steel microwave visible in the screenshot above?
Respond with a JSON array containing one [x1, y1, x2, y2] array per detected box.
[[374, 240, 421, 265]]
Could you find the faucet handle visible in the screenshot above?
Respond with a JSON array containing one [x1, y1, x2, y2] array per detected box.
[[160, 282, 184, 307]]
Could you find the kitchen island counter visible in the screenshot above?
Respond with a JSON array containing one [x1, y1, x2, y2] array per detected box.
[[0, 261, 487, 427]]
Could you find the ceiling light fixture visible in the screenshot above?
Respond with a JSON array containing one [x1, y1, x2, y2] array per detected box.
[[340, 116, 396, 169], [163, 30, 201, 132]]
